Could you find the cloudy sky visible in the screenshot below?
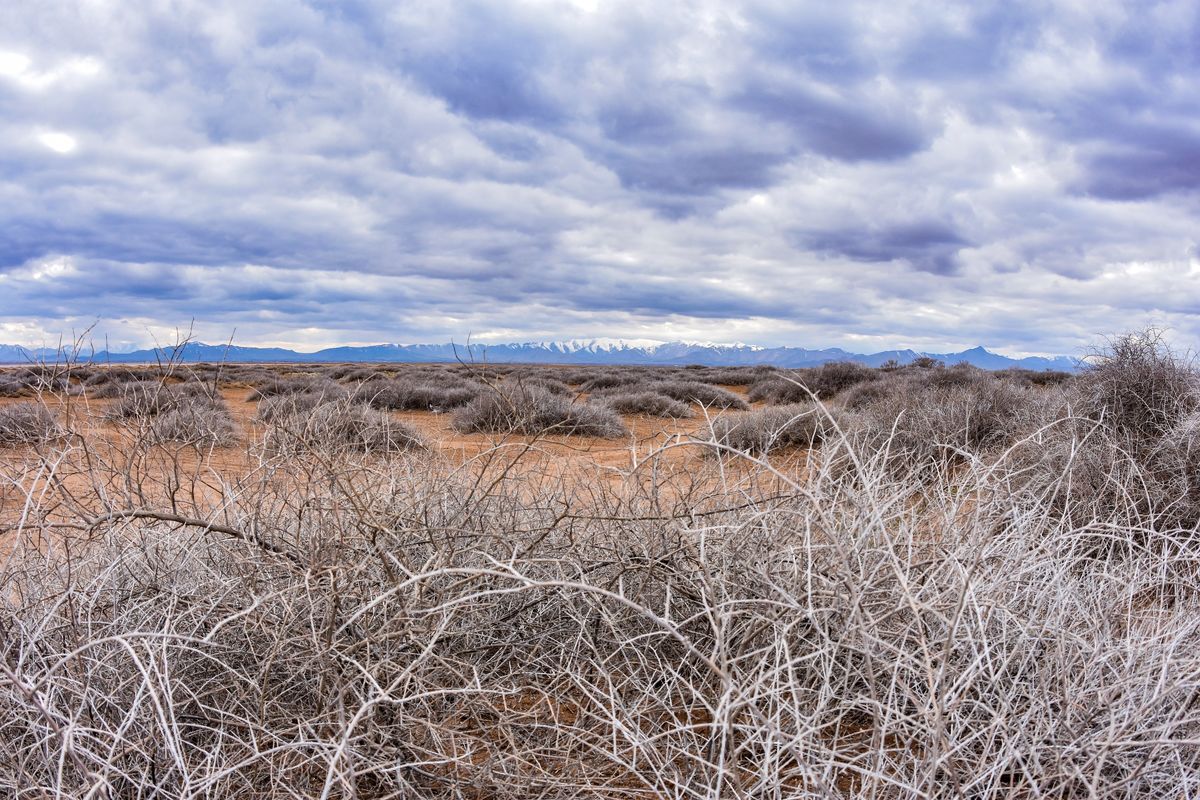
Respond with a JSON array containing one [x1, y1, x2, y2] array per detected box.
[[1, 0, 1198, 356]]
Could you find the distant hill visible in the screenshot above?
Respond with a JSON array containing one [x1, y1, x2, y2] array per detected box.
[[0, 338, 1080, 371]]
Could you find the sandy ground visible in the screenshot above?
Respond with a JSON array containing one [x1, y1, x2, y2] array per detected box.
[[0, 382, 760, 469], [1, 379, 808, 538]]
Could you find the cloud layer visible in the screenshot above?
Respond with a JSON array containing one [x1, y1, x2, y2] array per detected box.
[[2, 0, 1198, 355]]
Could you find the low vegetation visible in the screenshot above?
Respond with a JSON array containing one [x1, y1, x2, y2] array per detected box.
[[653, 379, 750, 410], [263, 398, 425, 455], [1, 330, 1198, 797], [599, 390, 694, 418], [353, 375, 480, 412], [0, 401, 62, 445], [453, 382, 628, 437], [708, 402, 833, 454], [748, 361, 878, 403], [148, 398, 239, 448]]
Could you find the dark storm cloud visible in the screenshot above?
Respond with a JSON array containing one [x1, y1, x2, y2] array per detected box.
[[730, 82, 930, 163], [1, 0, 1199, 353], [1076, 134, 1200, 200], [803, 222, 971, 276]]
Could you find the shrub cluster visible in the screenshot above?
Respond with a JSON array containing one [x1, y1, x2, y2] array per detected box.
[[748, 361, 878, 404], [263, 399, 425, 455], [0, 402, 63, 446], [454, 383, 627, 437], [105, 381, 222, 420], [0, 373, 27, 397], [246, 376, 347, 402], [98, 380, 239, 447], [600, 391, 694, 418], [708, 403, 834, 455], [652, 380, 749, 410], [353, 375, 480, 412], [837, 367, 1034, 472], [1020, 330, 1200, 530], [149, 400, 239, 448], [5, 344, 1200, 796]]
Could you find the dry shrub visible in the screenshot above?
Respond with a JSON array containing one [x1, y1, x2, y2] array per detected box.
[[4, 399, 1199, 797], [806, 361, 879, 396], [600, 391, 694, 418], [255, 390, 336, 423], [328, 366, 381, 382], [1079, 329, 1198, 442], [264, 400, 425, 455], [579, 373, 645, 392], [105, 381, 222, 420], [1016, 330, 1200, 531], [103, 381, 175, 419], [1149, 412, 1200, 526], [750, 362, 878, 404], [149, 398, 239, 448], [85, 380, 129, 399], [748, 375, 802, 404], [653, 380, 749, 410], [674, 367, 768, 386], [585, 379, 660, 399], [849, 373, 1034, 470], [354, 377, 479, 412], [0, 402, 62, 445], [0, 373, 27, 397], [840, 375, 900, 410], [454, 383, 627, 437], [921, 362, 989, 390], [98, 379, 237, 447], [514, 374, 572, 395], [1000, 367, 1075, 387], [246, 376, 346, 402], [6, 366, 70, 392], [707, 403, 834, 455]]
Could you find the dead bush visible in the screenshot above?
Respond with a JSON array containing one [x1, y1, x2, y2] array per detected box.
[[853, 376, 1034, 470], [0, 402, 63, 445], [264, 400, 425, 455], [579, 373, 646, 392], [105, 381, 222, 420], [149, 398, 239, 448], [355, 377, 479, 412], [1079, 329, 1198, 443], [453, 384, 627, 437], [749, 362, 878, 404], [601, 391, 694, 418], [708, 404, 833, 455], [0, 373, 27, 397], [247, 376, 346, 402], [653, 380, 749, 410]]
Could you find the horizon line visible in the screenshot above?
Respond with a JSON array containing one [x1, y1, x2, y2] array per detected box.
[[0, 337, 1079, 363]]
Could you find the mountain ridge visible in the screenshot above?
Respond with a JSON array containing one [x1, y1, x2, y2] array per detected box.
[[0, 340, 1080, 371]]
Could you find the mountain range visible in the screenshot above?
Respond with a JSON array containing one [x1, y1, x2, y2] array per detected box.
[[0, 338, 1080, 371]]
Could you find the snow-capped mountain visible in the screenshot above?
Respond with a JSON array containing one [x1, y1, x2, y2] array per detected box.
[[522, 338, 667, 354], [0, 339, 1080, 371]]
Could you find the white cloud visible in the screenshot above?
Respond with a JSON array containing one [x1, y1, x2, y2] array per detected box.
[[0, 51, 32, 76], [37, 131, 78, 153]]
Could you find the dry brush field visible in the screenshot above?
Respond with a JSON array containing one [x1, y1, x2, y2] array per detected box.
[[2, 331, 1199, 798]]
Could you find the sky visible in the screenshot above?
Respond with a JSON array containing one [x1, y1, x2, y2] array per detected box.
[[1, 0, 1198, 357]]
